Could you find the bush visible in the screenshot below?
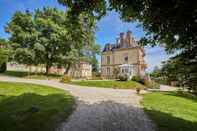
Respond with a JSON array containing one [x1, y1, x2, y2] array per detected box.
[[60, 75, 71, 83], [131, 75, 143, 84], [151, 77, 168, 85], [0, 62, 6, 73], [118, 74, 128, 81], [144, 80, 160, 89]]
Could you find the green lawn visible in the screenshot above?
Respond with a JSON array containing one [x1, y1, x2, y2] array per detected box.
[[0, 82, 75, 131], [70, 80, 145, 89], [3, 70, 62, 79], [142, 92, 197, 131]]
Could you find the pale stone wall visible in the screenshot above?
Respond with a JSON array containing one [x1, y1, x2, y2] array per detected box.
[[68, 62, 92, 79], [7, 63, 46, 73], [7, 62, 92, 79], [114, 48, 138, 65], [102, 48, 139, 65]]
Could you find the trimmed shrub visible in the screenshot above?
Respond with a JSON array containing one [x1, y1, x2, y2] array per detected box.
[[131, 75, 144, 84], [60, 75, 71, 83], [0, 63, 6, 73], [118, 74, 128, 81]]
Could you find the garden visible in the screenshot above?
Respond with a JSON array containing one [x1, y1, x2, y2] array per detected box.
[[0, 0, 196, 131]]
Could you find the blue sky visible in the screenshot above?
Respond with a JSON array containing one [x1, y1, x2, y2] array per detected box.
[[0, 0, 171, 72]]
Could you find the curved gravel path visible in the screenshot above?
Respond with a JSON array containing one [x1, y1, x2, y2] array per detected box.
[[0, 75, 155, 131]]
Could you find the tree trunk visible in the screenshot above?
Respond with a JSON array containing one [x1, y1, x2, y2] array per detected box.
[[45, 64, 50, 75], [64, 63, 71, 75]]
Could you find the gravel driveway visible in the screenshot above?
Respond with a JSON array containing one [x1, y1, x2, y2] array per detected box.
[[0, 75, 155, 131]]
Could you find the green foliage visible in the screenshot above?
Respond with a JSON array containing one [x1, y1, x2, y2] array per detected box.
[[0, 49, 8, 65], [143, 92, 197, 131], [161, 54, 197, 93], [0, 40, 9, 73], [91, 55, 99, 73], [0, 82, 75, 131], [57, 0, 107, 19], [60, 75, 71, 83], [118, 74, 128, 81], [150, 66, 169, 85], [92, 72, 102, 80], [15, 48, 35, 65], [0, 63, 6, 73], [113, 67, 119, 79], [58, 0, 196, 52], [0, 39, 9, 66], [144, 80, 160, 89], [6, 7, 100, 75], [150, 66, 162, 78], [131, 75, 143, 83], [70, 80, 145, 89]]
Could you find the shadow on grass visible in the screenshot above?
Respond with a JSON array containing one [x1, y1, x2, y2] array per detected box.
[[0, 93, 75, 131], [144, 108, 197, 131], [3, 70, 62, 79], [1, 91, 196, 131]]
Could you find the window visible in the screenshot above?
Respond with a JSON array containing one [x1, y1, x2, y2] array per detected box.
[[125, 68, 128, 73], [124, 56, 128, 63], [123, 53, 128, 63], [107, 67, 110, 75], [122, 69, 124, 73], [107, 56, 110, 64]]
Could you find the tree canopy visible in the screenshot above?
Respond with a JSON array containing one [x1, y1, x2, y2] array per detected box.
[[57, 0, 196, 51], [6, 7, 100, 74]]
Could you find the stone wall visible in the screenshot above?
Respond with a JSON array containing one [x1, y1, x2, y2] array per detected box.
[[7, 62, 92, 79]]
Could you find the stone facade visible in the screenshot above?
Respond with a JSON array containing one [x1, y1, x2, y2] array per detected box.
[[68, 61, 92, 79], [101, 31, 146, 79]]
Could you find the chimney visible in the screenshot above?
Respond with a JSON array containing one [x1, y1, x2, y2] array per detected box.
[[109, 44, 112, 50], [120, 32, 124, 46], [126, 30, 132, 46], [106, 43, 112, 51], [116, 38, 119, 45]]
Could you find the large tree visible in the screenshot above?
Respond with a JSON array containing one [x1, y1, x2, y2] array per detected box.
[[34, 7, 70, 74], [6, 7, 99, 75]]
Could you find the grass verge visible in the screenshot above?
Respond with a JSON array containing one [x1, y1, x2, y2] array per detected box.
[[142, 92, 197, 131], [0, 82, 75, 131], [70, 80, 145, 89]]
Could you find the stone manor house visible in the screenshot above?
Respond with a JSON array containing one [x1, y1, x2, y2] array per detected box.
[[101, 31, 147, 79]]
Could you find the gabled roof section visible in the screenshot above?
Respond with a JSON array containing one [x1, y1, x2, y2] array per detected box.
[[102, 31, 140, 52]]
